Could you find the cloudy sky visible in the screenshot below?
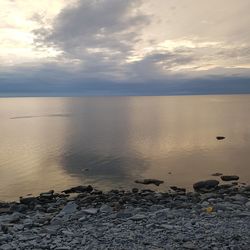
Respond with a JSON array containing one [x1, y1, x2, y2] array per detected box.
[[0, 0, 250, 95]]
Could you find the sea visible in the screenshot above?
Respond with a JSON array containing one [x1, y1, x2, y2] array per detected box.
[[0, 95, 250, 201]]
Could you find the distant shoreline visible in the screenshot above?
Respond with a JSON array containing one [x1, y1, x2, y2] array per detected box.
[[1, 93, 250, 98]]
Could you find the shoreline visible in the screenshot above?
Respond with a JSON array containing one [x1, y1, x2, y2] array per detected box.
[[0, 180, 250, 249]]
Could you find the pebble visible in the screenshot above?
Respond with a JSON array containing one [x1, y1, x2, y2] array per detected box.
[[0, 182, 249, 249]]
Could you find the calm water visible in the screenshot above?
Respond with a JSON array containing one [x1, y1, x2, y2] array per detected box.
[[0, 95, 250, 201]]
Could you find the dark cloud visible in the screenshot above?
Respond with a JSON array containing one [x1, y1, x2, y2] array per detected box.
[[34, 0, 149, 58], [1, 0, 250, 95]]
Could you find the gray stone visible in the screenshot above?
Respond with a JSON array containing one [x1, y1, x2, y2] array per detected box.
[[99, 204, 112, 213], [245, 201, 250, 208], [81, 208, 98, 215], [130, 214, 147, 221], [193, 180, 219, 191], [183, 241, 196, 249], [59, 201, 78, 215]]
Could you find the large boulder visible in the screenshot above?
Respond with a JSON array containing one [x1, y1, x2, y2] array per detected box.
[[193, 180, 219, 191]]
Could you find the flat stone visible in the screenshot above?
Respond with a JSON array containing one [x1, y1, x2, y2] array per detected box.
[[211, 173, 223, 176], [183, 241, 196, 249], [135, 179, 164, 186], [19, 197, 37, 205], [130, 214, 147, 221], [55, 247, 70, 250], [62, 230, 74, 236], [245, 201, 250, 208], [62, 185, 93, 194], [99, 204, 112, 213], [216, 136, 225, 140], [81, 208, 98, 215], [59, 201, 78, 215], [78, 216, 87, 222], [193, 180, 219, 191], [221, 175, 239, 181]]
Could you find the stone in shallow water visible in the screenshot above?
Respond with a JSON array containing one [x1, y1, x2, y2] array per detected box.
[[211, 173, 223, 176], [135, 179, 164, 186], [216, 136, 225, 140], [221, 175, 239, 181], [193, 180, 219, 191], [62, 185, 93, 194]]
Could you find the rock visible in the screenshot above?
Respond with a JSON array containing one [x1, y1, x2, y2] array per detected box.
[[55, 247, 70, 250], [130, 214, 147, 221], [81, 208, 98, 215], [100, 205, 112, 213], [221, 175, 239, 181], [62, 230, 74, 237], [230, 194, 247, 203], [245, 202, 250, 209], [19, 196, 37, 205], [39, 190, 55, 200], [59, 201, 78, 215], [62, 185, 93, 194], [132, 188, 139, 193], [216, 136, 225, 140], [170, 186, 186, 193], [211, 173, 223, 176], [135, 179, 164, 186], [0, 244, 12, 250], [78, 216, 87, 222], [193, 180, 219, 191], [0, 208, 11, 214], [183, 241, 196, 249]]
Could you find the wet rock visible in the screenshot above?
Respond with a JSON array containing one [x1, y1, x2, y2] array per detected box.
[[62, 185, 93, 194], [170, 186, 186, 193], [135, 179, 164, 186], [132, 188, 139, 193], [39, 190, 55, 201], [221, 175, 239, 181], [216, 136, 225, 140], [19, 196, 38, 205], [211, 173, 223, 176], [193, 180, 219, 191]]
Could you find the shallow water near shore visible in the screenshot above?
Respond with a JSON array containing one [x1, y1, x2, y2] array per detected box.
[[0, 95, 250, 201]]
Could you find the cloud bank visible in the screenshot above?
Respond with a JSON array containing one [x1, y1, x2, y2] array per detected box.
[[0, 0, 250, 95]]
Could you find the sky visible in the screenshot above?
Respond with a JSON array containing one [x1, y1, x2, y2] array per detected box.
[[0, 0, 250, 96]]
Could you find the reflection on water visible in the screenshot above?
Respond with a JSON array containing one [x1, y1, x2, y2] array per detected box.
[[0, 95, 250, 201]]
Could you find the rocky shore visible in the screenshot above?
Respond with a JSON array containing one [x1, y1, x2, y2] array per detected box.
[[0, 178, 250, 250]]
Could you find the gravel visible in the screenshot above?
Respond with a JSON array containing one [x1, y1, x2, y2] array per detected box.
[[0, 183, 250, 249]]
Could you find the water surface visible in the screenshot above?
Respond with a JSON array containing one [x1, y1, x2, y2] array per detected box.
[[0, 95, 250, 201]]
